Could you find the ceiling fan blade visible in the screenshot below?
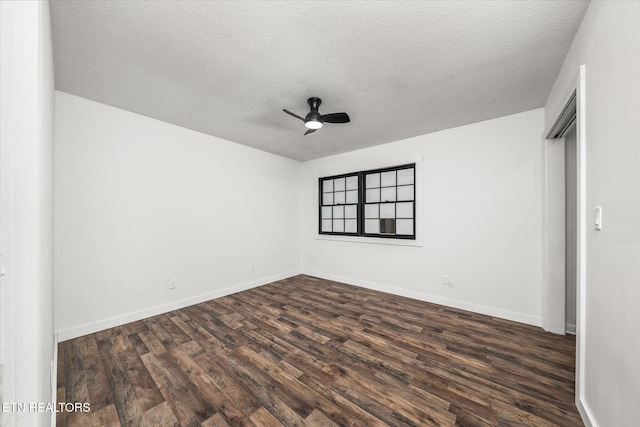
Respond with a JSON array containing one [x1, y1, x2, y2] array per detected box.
[[304, 129, 317, 136], [283, 109, 305, 122], [321, 112, 350, 124]]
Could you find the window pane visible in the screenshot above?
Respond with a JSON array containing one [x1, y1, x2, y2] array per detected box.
[[366, 173, 380, 188], [322, 219, 332, 232], [323, 192, 334, 205], [381, 171, 396, 187], [396, 202, 413, 218], [366, 188, 380, 202], [380, 218, 396, 234], [397, 168, 414, 185], [323, 180, 333, 193], [396, 219, 413, 235], [334, 177, 346, 191], [365, 204, 379, 218], [380, 203, 395, 219], [346, 176, 358, 190], [333, 206, 344, 219], [346, 190, 358, 204], [345, 205, 357, 218], [380, 187, 396, 202], [321, 206, 332, 219], [397, 185, 414, 201], [333, 219, 344, 232], [334, 191, 345, 205], [345, 219, 357, 233], [365, 219, 379, 234]]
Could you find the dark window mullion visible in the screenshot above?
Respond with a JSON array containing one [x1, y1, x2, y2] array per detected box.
[[395, 170, 398, 204], [412, 179, 416, 236], [358, 172, 364, 235], [318, 178, 323, 234], [393, 201, 397, 236]]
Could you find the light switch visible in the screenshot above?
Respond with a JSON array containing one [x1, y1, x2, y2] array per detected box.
[[595, 206, 602, 230]]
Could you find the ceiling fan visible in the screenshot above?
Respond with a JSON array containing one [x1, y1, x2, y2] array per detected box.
[[283, 97, 350, 135]]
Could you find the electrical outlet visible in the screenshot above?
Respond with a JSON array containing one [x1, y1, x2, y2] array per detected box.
[[168, 278, 177, 289], [442, 275, 450, 286], [250, 264, 255, 271]]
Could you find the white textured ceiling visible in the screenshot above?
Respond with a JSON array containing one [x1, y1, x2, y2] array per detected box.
[[50, 1, 589, 161]]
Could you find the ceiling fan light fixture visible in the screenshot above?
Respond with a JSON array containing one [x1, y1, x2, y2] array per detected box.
[[305, 120, 323, 130], [283, 97, 348, 135]]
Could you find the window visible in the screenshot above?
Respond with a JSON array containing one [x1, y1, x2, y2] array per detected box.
[[320, 173, 360, 235], [319, 164, 415, 239]]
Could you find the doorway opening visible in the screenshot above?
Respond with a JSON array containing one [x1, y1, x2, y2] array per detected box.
[[543, 89, 577, 335]]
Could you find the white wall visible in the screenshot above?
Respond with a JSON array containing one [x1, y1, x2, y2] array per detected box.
[[545, 2, 640, 426], [55, 92, 300, 339], [0, 1, 55, 426], [300, 109, 544, 326]]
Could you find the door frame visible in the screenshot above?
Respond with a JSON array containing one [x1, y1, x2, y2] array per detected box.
[[542, 65, 588, 422]]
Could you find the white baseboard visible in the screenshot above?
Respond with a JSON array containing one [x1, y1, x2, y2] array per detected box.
[[303, 270, 542, 327], [56, 270, 301, 342], [577, 396, 597, 427]]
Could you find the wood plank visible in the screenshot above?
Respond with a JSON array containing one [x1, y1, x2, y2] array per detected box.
[[117, 348, 165, 412], [305, 409, 340, 427], [169, 342, 254, 426], [141, 401, 179, 427], [213, 348, 308, 426], [249, 408, 284, 427], [192, 350, 263, 418], [107, 327, 132, 354], [76, 334, 114, 412], [201, 413, 232, 427], [57, 342, 69, 427], [90, 404, 121, 427], [140, 351, 201, 427], [95, 330, 145, 427], [62, 339, 91, 427], [235, 345, 365, 427], [154, 350, 217, 422], [328, 361, 456, 427], [127, 332, 150, 356]]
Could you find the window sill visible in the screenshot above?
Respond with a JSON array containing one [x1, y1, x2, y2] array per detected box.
[[315, 234, 422, 247]]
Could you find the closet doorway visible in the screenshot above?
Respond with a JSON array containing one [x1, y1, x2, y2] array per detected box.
[[543, 89, 578, 335]]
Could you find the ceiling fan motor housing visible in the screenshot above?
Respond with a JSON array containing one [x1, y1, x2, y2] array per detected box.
[[308, 97, 322, 110], [306, 97, 323, 123]]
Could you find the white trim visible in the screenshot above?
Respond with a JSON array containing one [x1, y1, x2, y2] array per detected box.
[[543, 65, 590, 427], [576, 398, 596, 427], [51, 333, 58, 427], [56, 270, 301, 341], [304, 270, 542, 327], [575, 64, 590, 427], [315, 155, 424, 247], [315, 234, 421, 247]]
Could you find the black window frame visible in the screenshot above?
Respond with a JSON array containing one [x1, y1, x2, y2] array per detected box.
[[318, 171, 361, 237], [318, 163, 416, 240]]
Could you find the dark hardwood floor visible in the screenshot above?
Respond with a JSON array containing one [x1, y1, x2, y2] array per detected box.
[[57, 275, 583, 426]]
